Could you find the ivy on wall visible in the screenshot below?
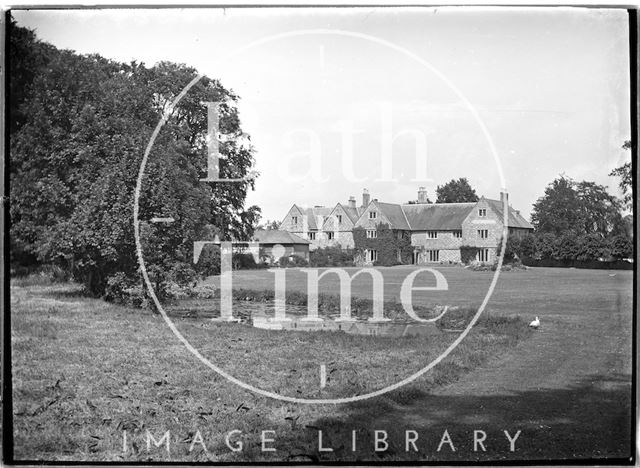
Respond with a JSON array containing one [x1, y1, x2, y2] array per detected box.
[[460, 245, 480, 264], [353, 223, 413, 266]]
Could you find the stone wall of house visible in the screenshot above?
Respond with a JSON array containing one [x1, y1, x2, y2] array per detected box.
[[411, 231, 464, 263], [305, 234, 320, 251], [280, 206, 306, 234], [354, 203, 390, 231], [414, 248, 461, 264], [310, 231, 334, 249], [294, 231, 354, 251], [411, 230, 465, 250], [320, 206, 357, 249], [461, 198, 504, 263], [280, 197, 530, 261], [333, 231, 355, 248]]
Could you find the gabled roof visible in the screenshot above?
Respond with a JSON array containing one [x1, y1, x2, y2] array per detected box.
[[252, 229, 311, 245], [283, 204, 305, 219], [375, 202, 411, 230], [485, 199, 534, 229], [401, 203, 475, 230], [285, 194, 533, 232], [341, 205, 364, 223], [287, 205, 333, 230], [322, 203, 363, 230], [302, 206, 333, 230]]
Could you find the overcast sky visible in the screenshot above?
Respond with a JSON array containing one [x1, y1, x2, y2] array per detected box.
[[13, 7, 632, 222]]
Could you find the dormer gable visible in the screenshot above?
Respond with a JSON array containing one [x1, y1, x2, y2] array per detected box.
[[280, 204, 306, 231], [354, 200, 391, 229], [322, 203, 356, 231]]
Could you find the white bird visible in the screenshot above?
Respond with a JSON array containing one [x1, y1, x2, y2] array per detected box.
[[529, 316, 540, 329]]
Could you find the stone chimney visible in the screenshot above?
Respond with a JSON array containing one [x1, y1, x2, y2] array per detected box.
[[418, 187, 428, 204], [362, 189, 370, 207], [348, 196, 356, 209], [500, 190, 509, 206]]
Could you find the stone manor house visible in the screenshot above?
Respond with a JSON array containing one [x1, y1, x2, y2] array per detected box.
[[280, 188, 533, 264]]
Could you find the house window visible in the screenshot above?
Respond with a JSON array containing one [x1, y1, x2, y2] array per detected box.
[[427, 250, 440, 262], [308, 232, 316, 240], [292, 216, 298, 225], [367, 249, 378, 262], [397, 249, 402, 262], [337, 214, 342, 224], [478, 248, 490, 262], [478, 209, 487, 217], [397, 231, 403, 240], [427, 231, 438, 239], [453, 230, 463, 238], [369, 211, 377, 219], [327, 232, 335, 240], [366, 230, 377, 239], [478, 229, 489, 239]]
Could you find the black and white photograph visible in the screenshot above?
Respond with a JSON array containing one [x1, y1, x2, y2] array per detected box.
[[3, 4, 636, 464]]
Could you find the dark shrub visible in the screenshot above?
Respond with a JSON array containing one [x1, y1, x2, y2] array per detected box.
[[289, 255, 308, 267], [232, 252, 258, 270], [460, 246, 479, 264], [309, 245, 355, 267], [104, 272, 145, 307], [608, 234, 633, 259]]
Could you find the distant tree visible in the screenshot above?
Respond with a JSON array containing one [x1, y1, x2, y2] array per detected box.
[[435, 178, 479, 203], [574, 181, 624, 237], [530, 176, 583, 236], [258, 220, 281, 230], [532, 176, 624, 238], [609, 140, 632, 210]]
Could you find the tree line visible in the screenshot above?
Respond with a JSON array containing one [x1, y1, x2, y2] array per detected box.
[[9, 21, 260, 300], [506, 168, 633, 264]]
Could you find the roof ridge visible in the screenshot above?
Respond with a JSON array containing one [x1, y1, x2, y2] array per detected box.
[[487, 198, 522, 212], [400, 202, 476, 207]]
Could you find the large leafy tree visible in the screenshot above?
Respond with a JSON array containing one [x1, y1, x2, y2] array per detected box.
[[574, 181, 624, 236], [9, 21, 260, 297], [531, 176, 584, 235], [531, 176, 625, 238], [435, 178, 479, 203]]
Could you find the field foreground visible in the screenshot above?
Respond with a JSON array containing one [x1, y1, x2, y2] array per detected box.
[[9, 266, 633, 462]]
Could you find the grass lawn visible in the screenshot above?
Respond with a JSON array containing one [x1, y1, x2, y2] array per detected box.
[[208, 265, 631, 317], [9, 266, 633, 462]]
